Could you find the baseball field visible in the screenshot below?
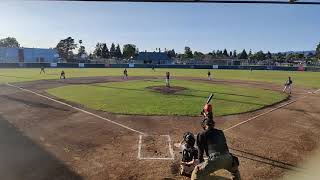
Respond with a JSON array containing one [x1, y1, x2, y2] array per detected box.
[[0, 68, 320, 180]]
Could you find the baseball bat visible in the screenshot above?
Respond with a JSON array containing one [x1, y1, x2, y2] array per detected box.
[[206, 93, 214, 104]]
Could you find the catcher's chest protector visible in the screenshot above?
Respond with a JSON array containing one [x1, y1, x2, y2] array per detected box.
[[182, 147, 198, 162]]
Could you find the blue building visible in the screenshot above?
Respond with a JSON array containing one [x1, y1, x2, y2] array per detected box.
[[0, 47, 59, 63], [134, 51, 173, 64]]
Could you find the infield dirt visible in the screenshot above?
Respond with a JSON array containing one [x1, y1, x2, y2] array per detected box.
[[0, 76, 319, 180]]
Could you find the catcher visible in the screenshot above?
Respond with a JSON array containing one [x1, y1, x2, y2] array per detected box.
[[180, 132, 199, 176]]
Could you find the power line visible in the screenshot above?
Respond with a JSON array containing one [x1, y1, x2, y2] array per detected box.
[[53, 0, 320, 5]]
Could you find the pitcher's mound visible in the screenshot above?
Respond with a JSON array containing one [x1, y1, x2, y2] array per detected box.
[[147, 86, 188, 94]]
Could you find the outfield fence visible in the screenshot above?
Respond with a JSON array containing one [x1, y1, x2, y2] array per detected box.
[[0, 63, 319, 72]]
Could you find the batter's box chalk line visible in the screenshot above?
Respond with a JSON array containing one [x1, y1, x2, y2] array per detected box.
[[138, 134, 175, 160], [7, 83, 176, 161]]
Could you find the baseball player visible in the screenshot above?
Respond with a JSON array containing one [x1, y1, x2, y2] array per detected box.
[[40, 66, 45, 74], [60, 70, 66, 79], [123, 68, 128, 79], [165, 71, 170, 87], [283, 76, 293, 94], [191, 96, 241, 180], [191, 118, 241, 180], [207, 71, 212, 80], [180, 132, 199, 176]]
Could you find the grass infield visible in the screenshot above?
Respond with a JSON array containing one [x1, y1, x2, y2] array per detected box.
[[0, 68, 319, 88], [47, 79, 288, 116]]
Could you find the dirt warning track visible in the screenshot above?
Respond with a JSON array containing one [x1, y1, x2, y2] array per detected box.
[[0, 76, 320, 180]]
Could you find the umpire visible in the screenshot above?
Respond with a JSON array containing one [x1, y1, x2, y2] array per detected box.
[[191, 118, 241, 180]]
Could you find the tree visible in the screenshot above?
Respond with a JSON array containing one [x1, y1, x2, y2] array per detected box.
[[115, 44, 122, 58], [122, 44, 137, 59], [110, 43, 116, 58], [229, 51, 233, 57], [55, 37, 77, 61], [77, 46, 86, 58], [266, 51, 272, 59], [88, 53, 94, 60], [212, 50, 216, 57], [184, 46, 193, 59], [248, 49, 252, 58], [223, 49, 229, 57], [316, 42, 320, 59], [101, 43, 109, 58], [233, 50, 237, 58], [253, 51, 266, 61], [0, 37, 20, 48], [273, 52, 286, 63], [239, 49, 248, 59], [216, 50, 223, 58], [194, 51, 205, 60], [297, 53, 305, 59], [167, 49, 176, 58], [94, 43, 102, 58]]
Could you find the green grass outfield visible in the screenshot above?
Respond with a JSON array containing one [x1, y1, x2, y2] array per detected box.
[[0, 68, 319, 88], [47, 79, 287, 116]]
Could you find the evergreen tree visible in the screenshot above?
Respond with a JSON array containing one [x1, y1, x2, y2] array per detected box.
[[316, 42, 320, 59], [110, 43, 116, 58], [94, 43, 102, 57], [239, 49, 248, 59], [266, 51, 272, 59], [101, 43, 109, 58], [223, 49, 229, 57], [115, 44, 122, 58]]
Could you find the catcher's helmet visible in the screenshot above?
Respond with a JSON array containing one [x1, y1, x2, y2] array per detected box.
[[183, 132, 195, 147]]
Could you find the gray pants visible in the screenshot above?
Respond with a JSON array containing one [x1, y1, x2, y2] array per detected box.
[[191, 153, 241, 180], [166, 78, 170, 87]]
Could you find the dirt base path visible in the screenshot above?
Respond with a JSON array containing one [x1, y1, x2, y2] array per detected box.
[[0, 76, 319, 180]]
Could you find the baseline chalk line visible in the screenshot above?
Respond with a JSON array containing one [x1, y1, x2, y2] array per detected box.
[[223, 99, 296, 132], [6, 83, 144, 135], [314, 88, 320, 93], [224, 88, 320, 132]]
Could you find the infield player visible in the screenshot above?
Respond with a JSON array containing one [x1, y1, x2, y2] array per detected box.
[[40, 66, 45, 74], [207, 71, 212, 80], [283, 76, 293, 94], [165, 71, 170, 87], [60, 70, 66, 79], [123, 68, 128, 79]]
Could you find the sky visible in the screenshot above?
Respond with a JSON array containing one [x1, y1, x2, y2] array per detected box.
[[0, 1, 319, 53]]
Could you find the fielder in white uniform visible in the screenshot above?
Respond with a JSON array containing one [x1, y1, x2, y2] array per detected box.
[[283, 76, 293, 94]]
